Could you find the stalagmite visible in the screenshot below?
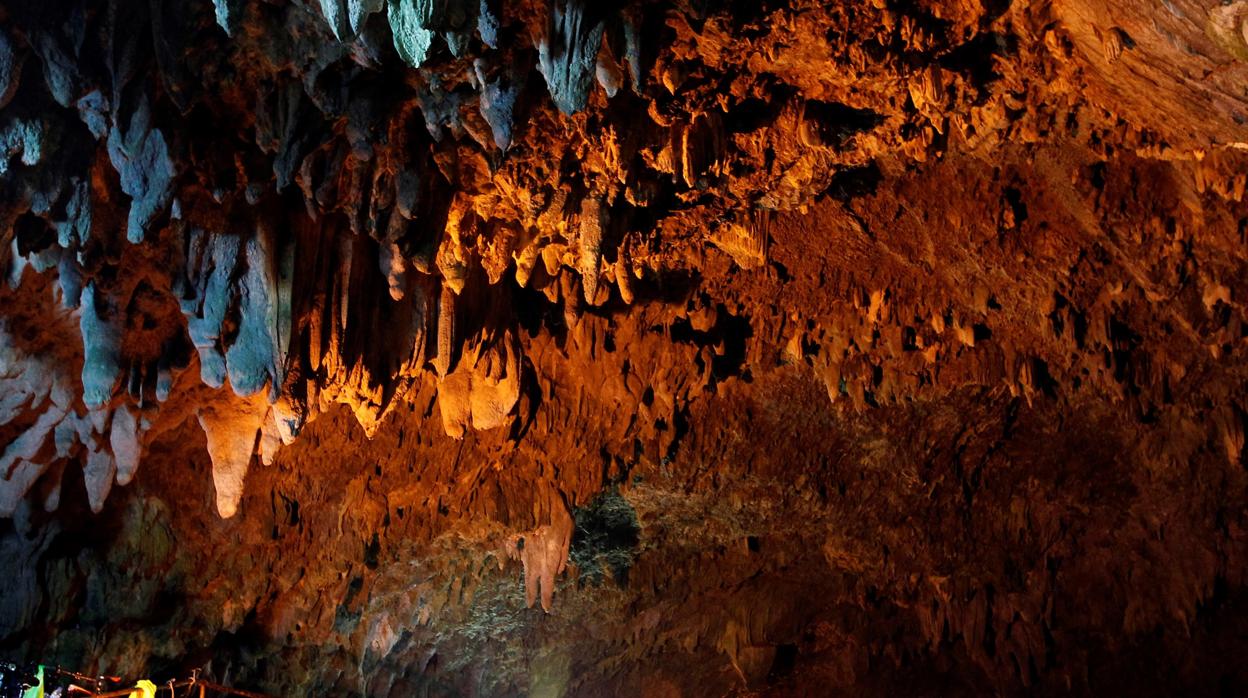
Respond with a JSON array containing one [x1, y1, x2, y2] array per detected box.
[[349, 0, 385, 35], [39, 460, 65, 513], [0, 402, 66, 515], [709, 213, 769, 270], [56, 254, 82, 309], [155, 353, 173, 402], [478, 0, 500, 47], [271, 395, 305, 446], [0, 118, 42, 176], [467, 332, 521, 430], [595, 40, 625, 98], [621, 9, 642, 90], [438, 331, 522, 437], [55, 180, 91, 249], [258, 415, 282, 466], [615, 241, 634, 304], [319, 0, 353, 40], [275, 237, 294, 372]]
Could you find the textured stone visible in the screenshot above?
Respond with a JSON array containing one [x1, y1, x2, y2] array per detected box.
[[536, 0, 606, 114], [106, 96, 174, 244], [197, 394, 267, 519], [226, 232, 280, 398], [0, 1, 1246, 695], [79, 283, 122, 409]]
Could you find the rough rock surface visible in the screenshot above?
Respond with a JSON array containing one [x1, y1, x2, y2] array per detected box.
[[2, 0, 1248, 695]]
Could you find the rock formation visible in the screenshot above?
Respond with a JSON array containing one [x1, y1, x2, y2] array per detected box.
[[1, 0, 1248, 695]]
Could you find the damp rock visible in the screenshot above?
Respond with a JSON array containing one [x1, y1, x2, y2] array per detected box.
[[536, 0, 606, 115], [197, 394, 268, 518], [473, 55, 524, 151], [79, 283, 123, 409], [226, 233, 281, 398], [106, 96, 175, 244]]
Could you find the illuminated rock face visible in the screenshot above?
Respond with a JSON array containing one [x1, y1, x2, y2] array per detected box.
[[2, 0, 1248, 695]]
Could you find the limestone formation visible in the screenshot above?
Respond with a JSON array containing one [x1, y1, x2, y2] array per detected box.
[[0, 0, 1247, 695]]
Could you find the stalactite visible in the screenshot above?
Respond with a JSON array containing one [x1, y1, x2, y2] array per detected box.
[[1, 8, 1248, 686], [536, 0, 607, 114], [578, 197, 605, 304], [79, 283, 122, 409], [435, 283, 455, 378], [197, 394, 268, 518], [226, 230, 281, 398]]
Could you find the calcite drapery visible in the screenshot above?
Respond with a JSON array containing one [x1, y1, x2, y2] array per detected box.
[[502, 494, 575, 613]]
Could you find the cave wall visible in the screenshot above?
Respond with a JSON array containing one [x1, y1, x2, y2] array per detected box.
[[1, 0, 1248, 695]]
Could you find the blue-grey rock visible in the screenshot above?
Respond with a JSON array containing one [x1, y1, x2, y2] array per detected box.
[[272, 81, 319, 192], [536, 0, 606, 114], [27, 244, 60, 275], [82, 446, 114, 513], [212, 0, 244, 37], [185, 232, 241, 389], [276, 238, 295, 372], [155, 352, 173, 402], [7, 241, 29, 289], [75, 90, 109, 139], [416, 75, 466, 141], [106, 96, 175, 243], [79, 283, 123, 409], [350, 0, 386, 35], [388, 0, 437, 68], [0, 118, 45, 175], [0, 30, 23, 110], [474, 56, 525, 151], [30, 11, 85, 109], [478, 0, 500, 48], [395, 168, 420, 219], [320, 0, 353, 40], [56, 179, 92, 248], [446, 30, 471, 58], [110, 406, 140, 486], [57, 254, 82, 309], [226, 233, 280, 397]]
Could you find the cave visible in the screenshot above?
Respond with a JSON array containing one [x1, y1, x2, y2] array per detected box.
[[1, 0, 1248, 696]]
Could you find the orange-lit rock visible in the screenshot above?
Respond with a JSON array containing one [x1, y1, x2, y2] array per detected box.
[[0, 0, 1247, 695]]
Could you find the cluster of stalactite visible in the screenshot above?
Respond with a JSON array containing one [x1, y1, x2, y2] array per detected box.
[[2, 0, 1248, 653], [0, 0, 1014, 520], [3, 0, 1248, 695]]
